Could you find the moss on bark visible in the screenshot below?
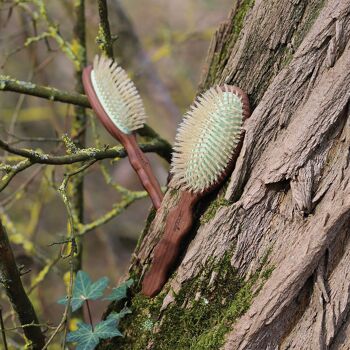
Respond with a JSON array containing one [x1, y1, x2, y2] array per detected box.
[[101, 251, 273, 350], [204, 0, 255, 89]]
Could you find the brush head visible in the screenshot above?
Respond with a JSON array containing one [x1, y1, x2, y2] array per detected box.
[[171, 85, 250, 193], [90, 55, 147, 134]]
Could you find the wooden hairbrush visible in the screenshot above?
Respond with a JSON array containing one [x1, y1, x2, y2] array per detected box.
[[142, 85, 250, 297], [82, 55, 164, 209]]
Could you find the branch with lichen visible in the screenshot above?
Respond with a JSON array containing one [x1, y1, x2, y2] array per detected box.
[[0, 75, 89, 106], [17, 0, 82, 69], [0, 75, 172, 160], [0, 159, 32, 192], [0, 137, 167, 165], [67, 0, 88, 307], [0, 138, 166, 192], [77, 190, 148, 237], [40, 165, 81, 349], [97, 0, 114, 58], [0, 219, 46, 349]]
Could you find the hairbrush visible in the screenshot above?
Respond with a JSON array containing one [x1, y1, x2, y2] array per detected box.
[[82, 55, 164, 209], [142, 85, 250, 297]]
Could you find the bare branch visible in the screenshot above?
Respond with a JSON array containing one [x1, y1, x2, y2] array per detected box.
[[0, 75, 89, 107], [0, 219, 45, 349], [0, 159, 32, 192]]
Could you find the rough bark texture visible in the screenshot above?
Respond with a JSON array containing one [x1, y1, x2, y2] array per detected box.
[[100, 0, 350, 349]]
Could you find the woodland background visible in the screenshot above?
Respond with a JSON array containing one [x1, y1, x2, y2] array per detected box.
[[0, 0, 231, 348]]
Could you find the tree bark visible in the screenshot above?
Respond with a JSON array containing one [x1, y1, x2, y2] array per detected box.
[[100, 0, 350, 349]]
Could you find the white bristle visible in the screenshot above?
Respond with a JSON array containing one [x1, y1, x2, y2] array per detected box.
[[91, 55, 147, 134], [171, 85, 244, 193]]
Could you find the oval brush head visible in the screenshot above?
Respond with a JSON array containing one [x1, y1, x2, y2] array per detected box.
[[142, 85, 250, 297], [171, 85, 250, 193], [91, 55, 147, 134]]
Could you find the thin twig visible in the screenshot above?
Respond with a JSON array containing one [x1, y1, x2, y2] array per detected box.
[[42, 260, 74, 350], [76, 191, 147, 237], [0, 139, 167, 193], [2, 322, 56, 332], [42, 175, 77, 349], [65, 159, 97, 177], [7, 69, 34, 143], [0, 165, 44, 207], [0, 306, 8, 350], [58, 166, 80, 349], [7, 133, 62, 145], [28, 253, 62, 294]]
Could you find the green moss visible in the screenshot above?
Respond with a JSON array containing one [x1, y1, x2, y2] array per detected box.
[[147, 253, 243, 350], [190, 261, 274, 349], [232, 0, 255, 36], [222, 0, 255, 57], [260, 266, 274, 280], [281, 0, 326, 68], [204, 0, 327, 100], [192, 276, 255, 349], [206, 0, 255, 87], [293, 0, 326, 49], [104, 250, 274, 350], [103, 289, 166, 350], [200, 197, 230, 224], [281, 48, 294, 67]]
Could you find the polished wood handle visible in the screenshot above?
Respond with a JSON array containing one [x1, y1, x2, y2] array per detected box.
[[142, 191, 198, 297], [123, 135, 163, 210]]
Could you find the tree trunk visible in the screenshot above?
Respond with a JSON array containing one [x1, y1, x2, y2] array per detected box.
[[100, 0, 350, 349]]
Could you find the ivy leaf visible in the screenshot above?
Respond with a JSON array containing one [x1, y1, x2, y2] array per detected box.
[[107, 306, 132, 326], [66, 319, 122, 350], [104, 279, 133, 302], [58, 270, 109, 311], [66, 322, 99, 350], [94, 318, 123, 339]]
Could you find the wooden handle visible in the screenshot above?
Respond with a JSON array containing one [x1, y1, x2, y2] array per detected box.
[[123, 134, 164, 210], [142, 191, 199, 297], [82, 66, 163, 209]]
